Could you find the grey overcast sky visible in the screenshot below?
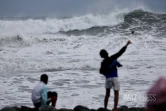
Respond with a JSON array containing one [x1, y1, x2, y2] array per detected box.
[[0, 0, 166, 17]]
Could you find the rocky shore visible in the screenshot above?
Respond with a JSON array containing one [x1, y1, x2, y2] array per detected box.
[[0, 105, 146, 111]]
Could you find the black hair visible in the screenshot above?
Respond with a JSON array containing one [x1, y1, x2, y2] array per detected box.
[[100, 49, 108, 58], [40, 74, 48, 83], [47, 91, 57, 98]]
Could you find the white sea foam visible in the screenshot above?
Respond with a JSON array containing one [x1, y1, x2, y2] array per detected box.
[[0, 11, 124, 38], [0, 10, 166, 109]]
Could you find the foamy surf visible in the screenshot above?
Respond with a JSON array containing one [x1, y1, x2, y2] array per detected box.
[[0, 9, 166, 109]]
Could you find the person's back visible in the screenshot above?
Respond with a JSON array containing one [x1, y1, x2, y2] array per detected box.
[[100, 49, 124, 78], [31, 81, 47, 105], [100, 58, 120, 78]]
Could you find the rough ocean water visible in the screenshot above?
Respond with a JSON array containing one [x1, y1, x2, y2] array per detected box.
[[0, 9, 166, 109]]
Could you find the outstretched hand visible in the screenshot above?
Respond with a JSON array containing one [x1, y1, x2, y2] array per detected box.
[[127, 40, 132, 45]]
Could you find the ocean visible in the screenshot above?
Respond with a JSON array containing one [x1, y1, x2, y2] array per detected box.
[[0, 9, 166, 109]]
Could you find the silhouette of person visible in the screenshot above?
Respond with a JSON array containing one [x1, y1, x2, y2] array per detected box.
[[99, 40, 131, 111]]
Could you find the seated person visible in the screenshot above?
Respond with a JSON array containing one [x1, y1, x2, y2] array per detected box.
[[31, 74, 57, 109]]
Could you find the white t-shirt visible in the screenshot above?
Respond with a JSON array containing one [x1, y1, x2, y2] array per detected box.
[[31, 81, 48, 105]]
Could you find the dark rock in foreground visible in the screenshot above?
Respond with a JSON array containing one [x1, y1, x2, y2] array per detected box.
[[0, 105, 146, 111], [74, 105, 90, 111]]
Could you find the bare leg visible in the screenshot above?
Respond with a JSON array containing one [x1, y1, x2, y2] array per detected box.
[[104, 88, 110, 109], [112, 90, 119, 111]]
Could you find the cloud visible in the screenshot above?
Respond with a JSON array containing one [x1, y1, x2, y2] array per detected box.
[[0, 0, 166, 17], [86, 0, 147, 14]]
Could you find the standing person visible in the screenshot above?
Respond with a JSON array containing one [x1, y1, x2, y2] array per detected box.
[[99, 40, 131, 111], [31, 74, 58, 109]]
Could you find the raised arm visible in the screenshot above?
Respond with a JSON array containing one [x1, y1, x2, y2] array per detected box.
[[111, 40, 131, 59]]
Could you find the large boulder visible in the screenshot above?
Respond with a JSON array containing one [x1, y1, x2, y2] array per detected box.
[[21, 106, 56, 111], [128, 107, 146, 111], [0, 107, 20, 111], [58, 108, 72, 111], [97, 108, 107, 111], [21, 106, 34, 111], [74, 105, 90, 111], [118, 106, 128, 111], [39, 106, 56, 111], [0, 105, 146, 111], [89, 109, 96, 111]]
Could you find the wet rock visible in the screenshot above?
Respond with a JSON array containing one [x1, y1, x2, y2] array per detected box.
[[21, 106, 34, 111], [58, 108, 72, 111], [118, 106, 128, 111], [97, 108, 107, 111], [0, 107, 19, 111], [0, 106, 146, 111], [74, 105, 90, 111], [39, 106, 56, 111], [128, 107, 141, 111], [89, 109, 96, 111], [21, 106, 56, 111], [132, 108, 146, 111], [13, 107, 21, 111], [140, 108, 146, 111]]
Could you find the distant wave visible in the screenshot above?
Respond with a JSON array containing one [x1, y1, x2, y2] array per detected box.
[[0, 12, 123, 37], [0, 9, 166, 46], [58, 9, 166, 36], [0, 9, 166, 74]]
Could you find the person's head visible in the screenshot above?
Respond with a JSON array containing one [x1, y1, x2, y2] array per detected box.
[[40, 74, 48, 84], [100, 49, 108, 58]]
